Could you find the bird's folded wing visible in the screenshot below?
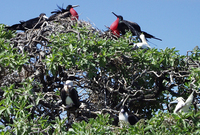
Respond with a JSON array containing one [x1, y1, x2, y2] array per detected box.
[[175, 102, 185, 113]]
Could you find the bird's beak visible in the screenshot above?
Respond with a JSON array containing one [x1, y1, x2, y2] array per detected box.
[[112, 12, 118, 18], [72, 5, 79, 8], [43, 15, 48, 20], [169, 100, 178, 104]]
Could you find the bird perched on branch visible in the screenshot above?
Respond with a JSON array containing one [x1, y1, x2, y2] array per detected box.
[[48, 4, 79, 21], [133, 33, 151, 49], [110, 12, 162, 41], [60, 80, 80, 109], [169, 91, 194, 113], [6, 13, 48, 31], [118, 106, 139, 127]]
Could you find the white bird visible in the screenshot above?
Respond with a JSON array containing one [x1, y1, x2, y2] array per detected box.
[[169, 91, 194, 113], [133, 33, 151, 49]]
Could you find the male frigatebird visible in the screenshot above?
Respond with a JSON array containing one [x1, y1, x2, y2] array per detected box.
[[48, 5, 79, 21], [133, 33, 151, 49], [118, 106, 139, 127], [110, 12, 162, 41], [169, 91, 194, 113], [6, 13, 48, 31], [60, 80, 80, 108]]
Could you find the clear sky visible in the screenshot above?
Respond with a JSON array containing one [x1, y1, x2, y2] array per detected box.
[[1, 0, 200, 55]]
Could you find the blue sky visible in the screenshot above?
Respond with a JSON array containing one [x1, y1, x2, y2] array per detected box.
[[1, 0, 200, 55]]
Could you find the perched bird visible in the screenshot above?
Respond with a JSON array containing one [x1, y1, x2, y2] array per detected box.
[[110, 12, 162, 41], [118, 106, 138, 127], [6, 22, 26, 31], [169, 91, 194, 113], [48, 4, 79, 21], [133, 33, 151, 49], [6, 13, 48, 31], [60, 80, 80, 108]]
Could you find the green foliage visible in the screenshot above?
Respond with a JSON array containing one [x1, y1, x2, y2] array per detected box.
[[46, 28, 132, 78], [0, 24, 28, 73], [1, 20, 200, 134], [47, 27, 185, 80], [68, 114, 114, 135], [187, 48, 200, 88], [64, 111, 200, 135]]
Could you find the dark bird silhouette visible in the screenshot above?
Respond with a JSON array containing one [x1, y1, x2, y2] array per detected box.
[[6, 13, 48, 31], [60, 80, 80, 108], [48, 4, 79, 21], [110, 12, 162, 41], [118, 106, 139, 127], [6, 21, 26, 31]]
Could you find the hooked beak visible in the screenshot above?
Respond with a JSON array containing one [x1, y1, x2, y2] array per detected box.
[[112, 12, 118, 18], [43, 15, 48, 20], [72, 5, 79, 8]]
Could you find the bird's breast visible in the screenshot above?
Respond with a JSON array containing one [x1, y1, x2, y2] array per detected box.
[[66, 96, 74, 105], [119, 112, 128, 121]]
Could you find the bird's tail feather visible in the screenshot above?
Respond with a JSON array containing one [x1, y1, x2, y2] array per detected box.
[[142, 31, 162, 41]]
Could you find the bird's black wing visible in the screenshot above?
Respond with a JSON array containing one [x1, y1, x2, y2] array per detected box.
[[128, 115, 139, 125], [126, 20, 162, 41], [6, 23, 25, 31], [125, 20, 142, 33], [60, 88, 67, 106], [142, 31, 162, 41], [59, 11, 71, 19], [51, 5, 62, 14], [120, 20, 140, 39], [48, 14, 58, 21], [21, 17, 40, 29], [23, 15, 47, 29], [51, 4, 66, 14], [112, 115, 119, 126], [70, 88, 80, 108], [48, 11, 70, 21]]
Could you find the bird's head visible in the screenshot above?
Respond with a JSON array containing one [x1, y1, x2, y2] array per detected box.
[[64, 80, 73, 94], [140, 33, 145, 40], [120, 106, 129, 114], [112, 12, 123, 22], [66, 5, 79, 20], [66, 5, 79, 10], [39, 13, 48, 20], [170, 97, 185, 104]]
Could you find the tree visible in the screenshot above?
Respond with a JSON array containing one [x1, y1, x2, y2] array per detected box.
[[0, 16, 200, 134]]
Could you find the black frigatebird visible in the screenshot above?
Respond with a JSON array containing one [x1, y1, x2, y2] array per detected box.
[[110, 12, 162, 41], [118, 105, 139, 127], [6, 13, 48, 31], [48, 5, 79, 21], [5, 21, 26, 31], [60, 80, 80, 108]]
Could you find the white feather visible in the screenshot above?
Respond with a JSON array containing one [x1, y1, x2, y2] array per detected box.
[[119, 110, 129, 128], [171, 91, 194, 113], [65, 80, 73, 88], [66, 96, 74, 105], [134, 33, 151, 49]]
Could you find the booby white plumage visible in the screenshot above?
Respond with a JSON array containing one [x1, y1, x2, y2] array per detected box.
[[133, 33, 151, 49], [170, 91, 194, 113]]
